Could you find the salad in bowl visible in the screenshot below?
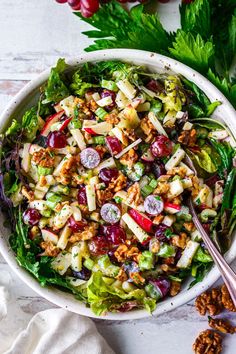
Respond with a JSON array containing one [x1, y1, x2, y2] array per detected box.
[[1, 58, 236, 316]]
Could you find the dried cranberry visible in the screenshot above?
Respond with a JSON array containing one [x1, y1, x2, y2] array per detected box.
[[47, 131, 67, 148], [154, 223, 169, 242], [68, 216, 87, 233], [77, 186, 87, 205], [88, 236, 110, 256], [99, 168, 119, 184], [150, 135, 173, 158], [23, 208, 41, 226]]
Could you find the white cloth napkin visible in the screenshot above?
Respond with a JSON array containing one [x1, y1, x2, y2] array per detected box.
[[0, 276, 114, 354]]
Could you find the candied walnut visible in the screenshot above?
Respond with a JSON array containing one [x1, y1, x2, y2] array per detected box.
[[178, 129, 197, 147], [160, 264, 177, 273], [140, 116, 156, 143], [69, 223, 98, 243], [172, 196, 182, 205], [38, 176, 47, 187], [114, 244, 141, 263], [130, 272, 145, 285], [163, 257, 175, 265], [21, 186, 34, 201], [95, 145, 108, 158], [87, 99, 99, 113], [171, 233, 188, 249], [167, 166, 187, 178], [32, 148, 55, 168], [183, 222, 195, 232], [154, 182, 170, 195], [108, 172, 127, 193], [127, 182, 142, 206], [195, 288, 223, 316], [96, 189, 114, 207], [221, 284, 236, 312], [116, 268, 128, 282], [153, 214, 164, 225], [71, 173, 84, 186], [193, 329, 222, 354], [123, 128, 137, 142], [170, 281, 181, 297], [40, 241, 60, 257], [190, 175, 201, 198], [79, 204, 89, 216], [208, 317, 236, 334], [119, 148, 138, 169], [105, 112, 120, 125], [56, 156, 78, 185]]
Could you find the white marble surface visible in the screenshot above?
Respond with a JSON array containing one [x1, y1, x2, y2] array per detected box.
[[0, 1, 235, 353]]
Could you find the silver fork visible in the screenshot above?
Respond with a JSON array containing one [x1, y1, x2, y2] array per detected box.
[[184, 155, 236, 306]]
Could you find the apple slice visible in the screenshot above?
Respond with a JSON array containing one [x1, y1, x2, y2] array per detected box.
[[40, 111, 64, 137], [128, 209, 153, 233], [41, 229, 58, 245]]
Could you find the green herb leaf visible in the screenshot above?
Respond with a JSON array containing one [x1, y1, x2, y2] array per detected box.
[[169, 30, 215, 74]]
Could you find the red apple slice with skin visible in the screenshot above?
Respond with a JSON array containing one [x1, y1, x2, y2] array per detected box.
[[40, 111, 64, 137], [128, 208, 153, 233]]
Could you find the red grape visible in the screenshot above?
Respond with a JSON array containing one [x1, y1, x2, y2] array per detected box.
[[23, 208, 41, 226], [68, 216, 87, 232], [47, 131, 67, 148], [99, 168, 119, 184], [68, 0, 81, 10], [106, 136, 122, 155], [150, 135, 173, 158], [77, 186, 87, 205], [101, 225, 126, 246], [88, 236, 110, 256], [55, 0, 68, 3]]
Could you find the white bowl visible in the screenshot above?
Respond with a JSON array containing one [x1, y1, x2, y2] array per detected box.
[[0, 49, 236, 320]]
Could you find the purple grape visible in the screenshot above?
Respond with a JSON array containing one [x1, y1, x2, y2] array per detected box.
[[154, 223, 169, 242], [101, 90, 116, 110], [144, 195, 164, 216], [101, 224, 126, 245], [151, 162, 166, 178], [99, 168, 119, 184], [72, 267, 91, 280], [23, 208, 41, 226], [77, 186, 87, 205], [80, 148, 100, 169], [100, 203, 121, 224]]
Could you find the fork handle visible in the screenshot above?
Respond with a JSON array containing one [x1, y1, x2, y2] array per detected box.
[[191, 209, 236, 307]]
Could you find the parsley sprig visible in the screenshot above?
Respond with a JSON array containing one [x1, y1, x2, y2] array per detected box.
[[75, 0, 236, 108]]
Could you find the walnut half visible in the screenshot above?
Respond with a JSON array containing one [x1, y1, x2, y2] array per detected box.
[[193, 329, 222, 354], [195, 287, 223, 316], [208, 317, 236, 334]]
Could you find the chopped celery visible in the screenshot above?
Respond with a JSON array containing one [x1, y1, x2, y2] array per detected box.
[[141, 184, 154, 197], [97, 255, 120, 277], [157, 244, 176, 258], [46, 193, 62, 209], [95, 107, 108, 120], [101, 79, 118, 92], [145, 283, 161, 300], [51, 184, 70, 195], [139, 251, 154, 270], [114, 196, 122, 203], [149, 179, 158, 189], [84, 258, 95, 270], [38, 166, 53, 176], [93, 136, 105, 145], [40, 209, 52, 217]]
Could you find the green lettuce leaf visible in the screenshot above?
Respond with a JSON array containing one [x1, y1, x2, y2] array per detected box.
[[87, 271, 156, 315], [5, 120, 21, 136], [194, 148, 217, 173], [22, 106, 40, 141], [44, 58, 70, 104]]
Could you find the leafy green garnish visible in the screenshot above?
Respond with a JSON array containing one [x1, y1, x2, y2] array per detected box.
[[44, 58, 70, 104], [22, 106, 40, 141], [169, 31, 214, 74]]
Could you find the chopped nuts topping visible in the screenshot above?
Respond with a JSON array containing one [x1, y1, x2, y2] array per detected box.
[[208, 317, 236, 334], [21, 186, 34, 201], [114, 244, 141, 263], [108, 172, 127, 193], [40, 241, 60, 257], [193, 329, 222, 354], [119, 148, 138, 168], [69, 223, 98, 243], [32, 148, 55, 168], [178, 129, 197, 147], [221, 284, 236, 312], [195, 287, 223, 316], [171, 233, 188, 249], [170, 280, 181, 297], [127, 182, 142, 206]]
